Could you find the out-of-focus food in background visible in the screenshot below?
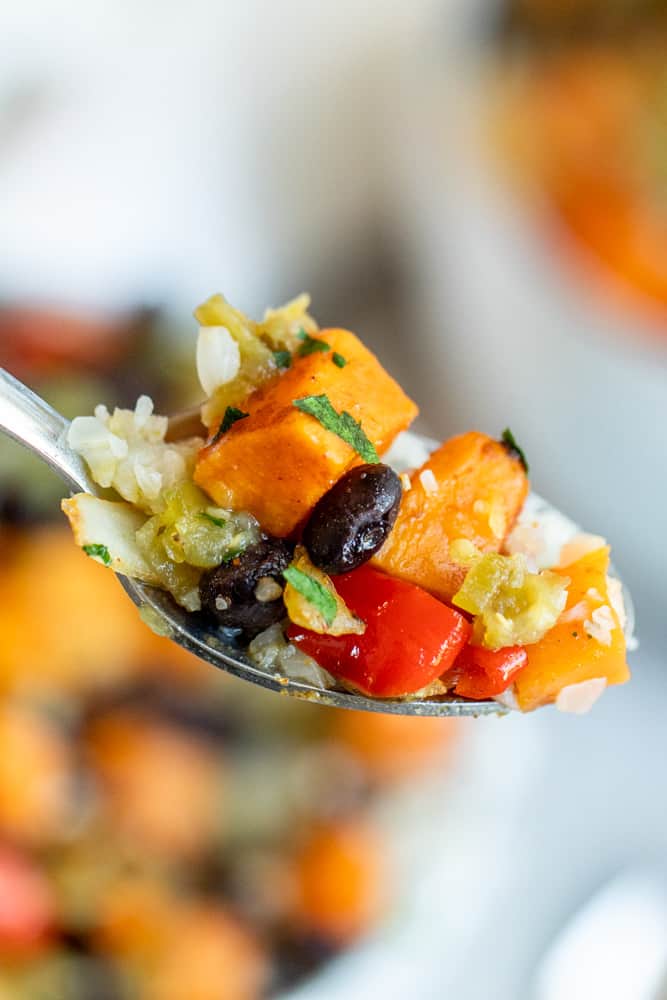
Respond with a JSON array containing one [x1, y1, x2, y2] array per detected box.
[[491, 0, 667, 327], [0, 317, 462, 999]]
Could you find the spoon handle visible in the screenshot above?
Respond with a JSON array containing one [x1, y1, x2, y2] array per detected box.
[[0, 367, 95, 494]]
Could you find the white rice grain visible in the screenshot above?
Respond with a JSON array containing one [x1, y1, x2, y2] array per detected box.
[[419, 468, 438, 495]]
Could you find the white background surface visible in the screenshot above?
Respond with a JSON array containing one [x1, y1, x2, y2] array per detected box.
[[0, 3, 665, 997]]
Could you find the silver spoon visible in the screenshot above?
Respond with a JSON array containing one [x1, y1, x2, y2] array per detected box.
[[0, 367, 631, 718]]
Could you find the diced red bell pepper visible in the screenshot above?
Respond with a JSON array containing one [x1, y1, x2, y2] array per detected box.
[[287, 566, 471, 697], [450, 644, 527, 700], [0, 845, 54, 956]]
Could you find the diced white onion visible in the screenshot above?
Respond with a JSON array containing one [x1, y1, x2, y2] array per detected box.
[[196, 325, 241, 397], [61, 493, 158, 584]]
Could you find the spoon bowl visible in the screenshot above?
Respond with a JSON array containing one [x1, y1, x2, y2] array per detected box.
[[0, 366, 632, 717], [121, 575, 504, 716]]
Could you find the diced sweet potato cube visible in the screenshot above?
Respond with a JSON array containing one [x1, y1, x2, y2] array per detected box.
[[372, 431, 528, 601], [194, 329, 418, 537], [514, 547, 630, 712]]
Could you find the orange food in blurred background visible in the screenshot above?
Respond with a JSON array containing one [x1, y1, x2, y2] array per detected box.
[[0, 704, 74, 846], [85, 710, 223, 859], [0, 529, 147, 699], [333, 712, 460, 784], [289, 820, 386, 945], [492, 41, 667, 321]]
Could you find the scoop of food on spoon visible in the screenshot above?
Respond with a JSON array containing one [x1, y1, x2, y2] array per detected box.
[[0, 366, 634, 719], [0, 293, 634, 718]]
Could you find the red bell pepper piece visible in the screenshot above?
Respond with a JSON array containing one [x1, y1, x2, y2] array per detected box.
[[450, 644, 527, 700], [287, 566, 471, 697], [0, 845, 54, 956]]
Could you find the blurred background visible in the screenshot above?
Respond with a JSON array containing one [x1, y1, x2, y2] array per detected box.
[[0, 1, 666, 997]]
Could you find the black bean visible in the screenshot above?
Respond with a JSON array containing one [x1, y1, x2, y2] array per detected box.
[[303, 464, 402, 575], [199, 538, 292, 637]]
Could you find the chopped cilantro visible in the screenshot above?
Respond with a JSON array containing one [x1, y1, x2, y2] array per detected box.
[[283, 565, 337, 626], [297, 330, 331, 357], [332, 352, 347, 368], [199, 511, 226, 528], [212, 406, 250, 444], [83, 543, 111, 566], [222, 548, 244, 564], [293, 394, 379, 464], [273, 349, 292, 369], [501, 428, 529, 473]]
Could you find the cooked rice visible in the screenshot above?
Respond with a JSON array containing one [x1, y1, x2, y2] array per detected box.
[[248, 623, 335, 690], [584, 605, 616, 646], [68, 396, 203, 514], [419, 468, 438, 495]]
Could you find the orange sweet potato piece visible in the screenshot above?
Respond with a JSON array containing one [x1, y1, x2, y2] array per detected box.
[[372, 431, 528, 601], [514, 547, 630, 712], [194, 329, 417, 537]]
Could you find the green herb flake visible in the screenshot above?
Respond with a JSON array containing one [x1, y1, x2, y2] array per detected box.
[[500, 428, 529, 474], [297, 331, 331, 357], [293, 394, 379, 464], [212, 406, 250, 444], [332, 352, 347, 368], [283, 565, 337, 626], [199, 511, 226, 528], [273, 349, 292, 369], [222, 548, 244, 564], [572, 631, 579, 638], [83, 543, 111, 566]]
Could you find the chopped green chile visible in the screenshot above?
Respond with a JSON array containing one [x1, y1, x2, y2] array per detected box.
[[452, 544, 568, 650]]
